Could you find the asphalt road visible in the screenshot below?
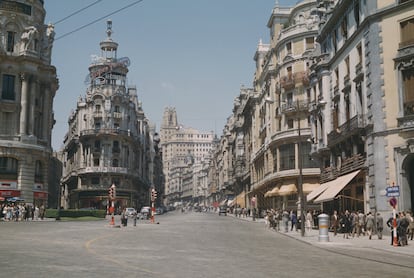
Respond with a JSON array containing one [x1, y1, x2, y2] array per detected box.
[[0, 212, 413, 278]]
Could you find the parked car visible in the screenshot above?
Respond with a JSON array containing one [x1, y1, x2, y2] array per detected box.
[[125, 207, 137, 217], [140, 206, 151, 219], [218, 205, 227, 216]]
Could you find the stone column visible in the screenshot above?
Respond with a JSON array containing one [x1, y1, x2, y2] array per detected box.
[[42, 85, 50, 140], [19, 73, 29, 134], [29, 78, 37, 135]]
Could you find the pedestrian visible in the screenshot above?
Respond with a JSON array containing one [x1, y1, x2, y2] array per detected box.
[[331, 210, 339, 236], [121, 208, 128, 227], [376, 212, 384, 240], [358, 210, 365, 236], [282, 210, 289, 232], [407, 211, 414, 241], [39, 204, 45, 220], [305, 211, 313, 232], [351, 211, 359, 237], [398, 212, 409, 246], [133, 211, 137, 227], [290, 211, 297, 231], [340, 210, 351, 239], [387, 214, 399, 245], [365, 212, 375, 240]]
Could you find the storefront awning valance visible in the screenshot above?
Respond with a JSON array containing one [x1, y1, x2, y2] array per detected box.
[[278, 184, 297, 196], [264, 187, 279, 197], [314, 170, 361, 203]]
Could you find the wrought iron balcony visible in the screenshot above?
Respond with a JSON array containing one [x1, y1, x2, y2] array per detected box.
[[327, 114, 365, 147]]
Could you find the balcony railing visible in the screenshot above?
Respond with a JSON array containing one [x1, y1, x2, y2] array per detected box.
[[80, 128, 130, 137], [280, 100, 309, 114], [327, 114, 365, 146], [320, 154, 366, 183]]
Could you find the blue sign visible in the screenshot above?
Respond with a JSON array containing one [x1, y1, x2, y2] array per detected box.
[[386, 186, 400, 197]]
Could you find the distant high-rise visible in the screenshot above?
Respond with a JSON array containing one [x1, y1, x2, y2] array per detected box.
[[160, 107, 214, 203], [0, 0, 58, 205]]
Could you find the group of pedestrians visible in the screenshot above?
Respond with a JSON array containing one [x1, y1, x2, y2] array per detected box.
[[1, 203, 45, 221], [386, 211, 414, 246], [330, 209, 414, 246], [264, 209, 316, 232]]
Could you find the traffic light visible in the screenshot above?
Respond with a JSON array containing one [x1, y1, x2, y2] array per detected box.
[[151, 189, 157, 201], [108, 184, 116, 199], [108, 187, 114, 199]]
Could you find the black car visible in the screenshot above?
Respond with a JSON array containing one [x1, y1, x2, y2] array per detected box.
[[218, 206, 227, 216]]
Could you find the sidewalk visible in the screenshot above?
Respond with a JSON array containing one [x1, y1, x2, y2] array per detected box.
[[274, 226, 414, 256], [230, 214, 414, 256]]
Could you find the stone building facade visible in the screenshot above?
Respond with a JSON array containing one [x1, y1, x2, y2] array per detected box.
[[206, 0, 414, 216], [60, 21, 154, 210], [160, 107, 214, 204], [0, 0, 58, 206], [308, 0, 414, 215]]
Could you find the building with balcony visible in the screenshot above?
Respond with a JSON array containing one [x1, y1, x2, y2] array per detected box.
[[307, 0, 414, 214], [0, 0, 58, 206], [249, 0, 321, 213], [60, 21, 154, 210], [160, 107, 214, 205]]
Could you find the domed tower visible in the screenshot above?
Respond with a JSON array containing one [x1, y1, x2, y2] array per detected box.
[[0, 0, 58, 206], [61, 20, 152, 210]]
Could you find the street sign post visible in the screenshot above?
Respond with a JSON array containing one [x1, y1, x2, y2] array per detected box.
[[386, 186, 400, 197]]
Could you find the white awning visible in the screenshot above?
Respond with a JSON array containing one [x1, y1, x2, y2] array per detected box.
[[306, 180, 334, 202], [314, 170, 361, 203]]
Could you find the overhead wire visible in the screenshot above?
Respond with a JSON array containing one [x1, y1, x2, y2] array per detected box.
[[54, 0, 144, 41], [53, 0, 104, 25]]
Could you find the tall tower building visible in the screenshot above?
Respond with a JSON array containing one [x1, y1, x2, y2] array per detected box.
[[0, 0, 58, 205], [160, 107, 214, 204], [60, 21, 153, 210]]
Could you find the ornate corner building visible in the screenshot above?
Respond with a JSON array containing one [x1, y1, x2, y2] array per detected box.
[[60, 21, 154, 210], [0, 0, 58, 205]]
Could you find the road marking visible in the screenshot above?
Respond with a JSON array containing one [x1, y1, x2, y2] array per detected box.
[[84, 234, 160, 276]]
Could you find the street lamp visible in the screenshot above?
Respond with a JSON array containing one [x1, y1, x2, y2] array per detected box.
[[265, 96, 307, 236], [297, 107, 306, 237]]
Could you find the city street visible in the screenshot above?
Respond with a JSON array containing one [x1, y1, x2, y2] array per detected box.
[[0, 211, 413, 278]]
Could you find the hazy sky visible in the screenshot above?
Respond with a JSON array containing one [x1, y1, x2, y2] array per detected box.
[[44, 0, 298, 150]]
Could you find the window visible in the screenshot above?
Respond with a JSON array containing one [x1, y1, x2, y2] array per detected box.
[[112, 159, 119, 167], [345, 56, 350, 76], [279, 144, 295, 171], [0, 112, 13, 134], [286, 42, 292, 54], [93, 158, 99, 166], [91, 177, 100, 185], [0, 157, 18, 175], [300, 142, 314, 168], [306, 37, 314, 49], [272, 148, 277, 172], [400, 18, 414, 48], [403, 69, 414, 116], [332, 29, 338, 53], [333, 104, 339, 130], [341, 16, 348, 39], [357, 44, 363, 65], [2, 74, 15, 100], [354, 1, 360, 28], [6, 31, 15, 52], [287, 66, 293, 80], [287, 119, 294, 129], [35, 161, 43, 183]]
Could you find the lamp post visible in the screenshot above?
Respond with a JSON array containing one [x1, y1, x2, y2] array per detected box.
[[297, 103, 306, 237]]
